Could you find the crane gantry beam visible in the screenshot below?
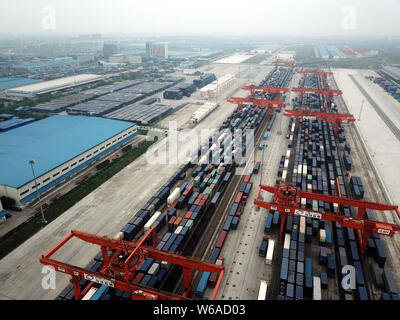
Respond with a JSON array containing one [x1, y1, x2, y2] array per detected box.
[[253, 183, 400, 256], [283, 109, 355, 135], [40, 228, 225, 300], [227, 96, 285, 115]]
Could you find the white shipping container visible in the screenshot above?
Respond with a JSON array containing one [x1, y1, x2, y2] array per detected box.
[[148, 263, 160, 276], [282, 170, 287, 182], [174, 226, 183, 234], [286, 150, 291, 159], [284, 159, 289, 168], [144, 211, 162, 232], [301, 198, 306, 208], [300, 216, 306, 234], [284, 233, 291, 250], [303, 165, 307, 177], [265, 239, 275, 265], [167, 188, 181, 205], [320, 229, 326, 243], [82, 287, 98, 300], [313, 276, 322, 300], [258, 280, 268, 300]]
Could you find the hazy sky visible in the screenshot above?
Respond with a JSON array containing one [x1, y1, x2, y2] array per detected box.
[[0, 0, 399, 37]]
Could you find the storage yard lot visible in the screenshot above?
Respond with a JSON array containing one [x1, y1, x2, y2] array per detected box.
[[0, 65, 272, 300]]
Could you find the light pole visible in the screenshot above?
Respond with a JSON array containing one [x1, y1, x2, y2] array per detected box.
[[29, 159, 47, 224]]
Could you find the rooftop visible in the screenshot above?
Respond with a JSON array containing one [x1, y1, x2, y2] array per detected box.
[[0, 115, 136, 189], [5, 74, 104, 96], [0, 77, 41, 90]]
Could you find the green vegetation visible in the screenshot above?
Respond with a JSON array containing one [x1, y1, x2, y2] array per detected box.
[[0, 137, 158, 259]]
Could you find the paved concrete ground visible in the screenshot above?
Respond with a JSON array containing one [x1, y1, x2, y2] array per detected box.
[[0, 65, 272, 300], [332, 69, 400, 213]]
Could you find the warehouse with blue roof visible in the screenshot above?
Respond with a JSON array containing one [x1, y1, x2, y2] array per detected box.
[[0, 115, 138, 205]]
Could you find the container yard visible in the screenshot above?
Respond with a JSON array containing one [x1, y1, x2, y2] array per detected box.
[[1, 59, 399, 303], [0, 2, 399, 308]]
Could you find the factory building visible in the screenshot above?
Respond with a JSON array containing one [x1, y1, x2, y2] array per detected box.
[[0, 115, 138, 205], [103, 43, 118, 58], [4, 74, 105, 98], [109, 54, 142, 64]]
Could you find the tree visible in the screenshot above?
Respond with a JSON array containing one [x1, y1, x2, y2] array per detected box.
[[1, 196, 16, 209]]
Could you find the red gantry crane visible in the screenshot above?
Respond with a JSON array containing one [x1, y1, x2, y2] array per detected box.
[[291, 87, 342, 113], [228, 85, 288, 117], [296, 69, 335, 111], [283, 109, 356, 136], [271, 60, 298, 69], [40, 228, 225, 300], [254, 183, 400, 257], [227, 96, 285, 116]]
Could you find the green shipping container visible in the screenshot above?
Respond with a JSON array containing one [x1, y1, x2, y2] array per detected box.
[[185, 219, 194, 230], [204, 187, 212, 195], [194, 176, 201, 187], [211, 169, 216, 177], [213, 179, 219, 186]]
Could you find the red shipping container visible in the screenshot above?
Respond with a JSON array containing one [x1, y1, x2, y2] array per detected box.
[[235, 211, 242, 218], [132, 272, 144, 284], [174, 217, 182, 229], [168, 216, 176, 227], [210, 184, 216, 190], [185, 211, 193, 219], [183, 185, 194, 197], [244, 174, 251, 183], [234, 192, 243, 204], [208, 165, 214, 173], [215, 231, 228, 249], [203, 194, 209, 202], [168, 199, 179, 211]]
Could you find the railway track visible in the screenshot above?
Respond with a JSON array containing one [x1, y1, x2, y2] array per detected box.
[[171, 108, 273, 297]]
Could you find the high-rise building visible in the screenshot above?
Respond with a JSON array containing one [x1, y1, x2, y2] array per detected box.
[[145, 41, 168, 59], [146, 41, 154, 57], [103, 43, 118, 59]]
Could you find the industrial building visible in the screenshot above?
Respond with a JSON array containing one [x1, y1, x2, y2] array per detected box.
[[0, 115, 138, 205], [103, 43, 118, 59], [0, 117, 36, 132], [12, 57, 79, 72], [4, 74, 105, 98], [0, 77, 41, 91], [104, 103, 173, 125], [109, 54, 142, 64]]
